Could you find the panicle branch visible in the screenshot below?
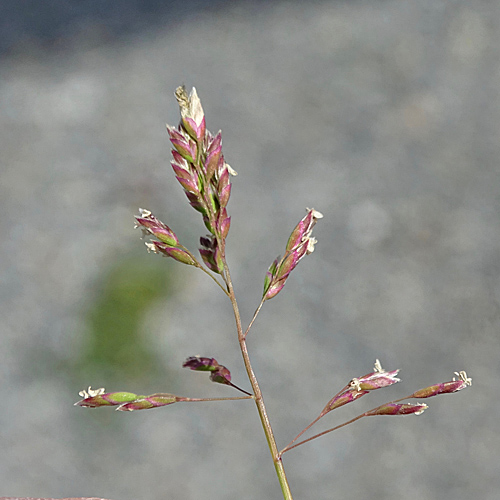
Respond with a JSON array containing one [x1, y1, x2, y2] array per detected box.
[[75, 386, 252, 412], [75, 387, 180, 411], [280, 364, 472, 455]]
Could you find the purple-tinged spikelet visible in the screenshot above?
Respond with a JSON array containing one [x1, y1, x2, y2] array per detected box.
[[135, 208, 179, 247], [321, 388, 369, 415], [365, 402, 428, 416], [263, 208, 323, 301], [75, 387, 182, 411], [145, 241, 196, 266], [411, 371, 472, 399], [183, 356, 232, 386], [199, 235, 224, 274], [117, 393, 180, 411], [75, 387, 139, 408], [350, 359, 400, 391], [175, 86, 206, 142]]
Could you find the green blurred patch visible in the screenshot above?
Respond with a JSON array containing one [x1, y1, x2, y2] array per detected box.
[[77, 253, 176, 384]]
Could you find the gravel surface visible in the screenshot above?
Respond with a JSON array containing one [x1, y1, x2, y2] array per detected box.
[[1, 1, 499, 499]]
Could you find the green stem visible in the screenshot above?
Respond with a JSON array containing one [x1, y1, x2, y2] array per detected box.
[[208, 200, 293, 498], [222, 256, 294, 500]]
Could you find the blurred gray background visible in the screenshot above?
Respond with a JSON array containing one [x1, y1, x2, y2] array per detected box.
[[1, 0, 499, 499]]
